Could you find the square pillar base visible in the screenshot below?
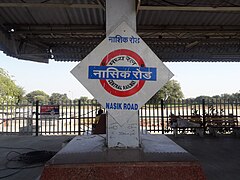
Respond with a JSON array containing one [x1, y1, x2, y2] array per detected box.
[[40, 135, 206, 180]]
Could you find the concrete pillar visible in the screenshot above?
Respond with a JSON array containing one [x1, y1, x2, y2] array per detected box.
[[107, 112, 140, 148], [105, 0, 140, 148], [106, 0, 136, 36]]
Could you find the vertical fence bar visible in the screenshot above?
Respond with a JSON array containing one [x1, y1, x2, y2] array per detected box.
[[139, 105, 143, 133], [0, 102, 2, 132], [83, 101, 86, 133], [73, 100, 76, 134], [198, 99, 201, 121], [10, 101, 13, 133], [186, 99, 189, 119], [144, 103, 147, 133], [215, 98, 218, 115], [91, 100, 95, 133], [156, 101, 160, 133], [27, 103, 29, 134], [23, 102, 26, 134], [35, 100, 39, 136], [31, 103, 34, 134], [18, 103, 21, 134], [181, 99, 184, 118], [177, 100, 180, 116], [86, 101, 88, 133], [153, 102, 156, 133], [219, 99, 222, 115], [166, 100, 169, 132], [173, 100, 176, 115], [69, 101, 72, 134], [220, 99, 226, 116], [228, 99, 230, 115], [65, 101, 68, 134], [161, 99, 164, 134], [190, 99, 193, 118], [236, 99, 238, 126], [168, 100, 172, 130], [62, 101, 64, 135], [39, 103, 42, 134], [14, 103, 17, 133], [148, 103, 151, 132], [78, 100, 81, 135], [48, 104, 50, 135], [57, 101, 60, 135], [6, 101, 9, 132], [202, 99, 206, 134]]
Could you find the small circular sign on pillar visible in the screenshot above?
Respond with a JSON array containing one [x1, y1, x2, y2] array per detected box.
[[99, 49, 146, 97]]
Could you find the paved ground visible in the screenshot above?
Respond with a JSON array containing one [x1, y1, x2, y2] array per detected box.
[[168, 135, 240, 180], [0, 135, 74, 180], [0, 135, 239, 180]]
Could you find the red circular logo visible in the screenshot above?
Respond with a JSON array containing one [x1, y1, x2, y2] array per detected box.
[[100, 49, 145, 97]]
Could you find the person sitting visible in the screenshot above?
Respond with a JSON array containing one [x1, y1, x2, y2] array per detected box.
[[94, 109, 103, 124], [92, 109, 106, 134]]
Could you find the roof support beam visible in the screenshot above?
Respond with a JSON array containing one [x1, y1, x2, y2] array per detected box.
[[10, 25, 240, 34], [0, 3, 102, 9], [139, 6, 240, 12], [1, 3, 240, 12], [97, 0, 105, 11], [136, 0, 141, 13]]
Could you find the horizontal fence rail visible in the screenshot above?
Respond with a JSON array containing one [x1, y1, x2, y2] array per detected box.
[[0, 99, 239, 136]]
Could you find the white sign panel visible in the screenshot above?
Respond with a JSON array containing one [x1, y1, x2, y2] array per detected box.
[[71, 22, 173, 125]]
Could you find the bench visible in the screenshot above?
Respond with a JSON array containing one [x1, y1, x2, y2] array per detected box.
[[170, 115, 203, 137], [206, 115, 239, 136]]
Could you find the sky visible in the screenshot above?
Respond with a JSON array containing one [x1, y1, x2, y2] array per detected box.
[[1, 51, 240, 99]]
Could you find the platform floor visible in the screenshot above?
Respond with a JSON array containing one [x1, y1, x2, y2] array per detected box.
[[0, 135, 239, 180], [0, 135, 74, 180], [168, 135, 240, 180]]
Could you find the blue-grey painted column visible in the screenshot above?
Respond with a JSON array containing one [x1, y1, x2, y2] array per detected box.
[[106, 0, 140, 148]]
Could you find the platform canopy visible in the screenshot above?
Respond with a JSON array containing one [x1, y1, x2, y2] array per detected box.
[[0, 0, 240, 63]]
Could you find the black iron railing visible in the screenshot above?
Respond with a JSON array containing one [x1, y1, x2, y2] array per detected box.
[[0, 99, 239, 135]]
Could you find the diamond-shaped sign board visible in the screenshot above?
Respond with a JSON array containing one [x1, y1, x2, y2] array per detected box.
[[71, 22, 173, 125]]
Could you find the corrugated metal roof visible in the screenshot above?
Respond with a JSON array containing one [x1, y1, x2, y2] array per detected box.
[[138, 10, 240, 26], [0, 0, 240, 62], [1, 0, 240, 26], [0, 0, 105, 25]]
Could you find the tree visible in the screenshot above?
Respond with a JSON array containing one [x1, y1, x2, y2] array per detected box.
[[80, 96, 88, 103], [195, 95, 211, 102], [49, 93, 69, 104], [15, 86, 25, 103], [220, 93, 232, 100], [232, 91, 240, 100], [0, 68, 25, 103], [212, 95, 221, 99], [25, 90, 49, 104], [148, 80, 184, 103]]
